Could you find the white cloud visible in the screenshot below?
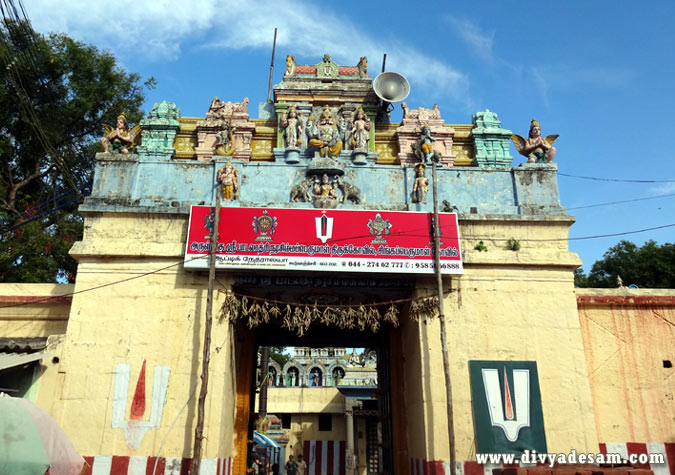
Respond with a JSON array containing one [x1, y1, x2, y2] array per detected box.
[[649, 181, 675, 195], [25, 0, 469, 105], [446, 16, 495, 64]]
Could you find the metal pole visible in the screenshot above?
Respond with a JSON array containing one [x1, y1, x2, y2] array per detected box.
[[266, 28, 278, 103], [191, 188, 221, 475], [381, 53, 387, 73], [432, 160, 457, 475]]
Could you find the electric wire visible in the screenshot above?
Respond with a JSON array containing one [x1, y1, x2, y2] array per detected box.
[[566, 192, 675, 210], [558, 172, 675, 183], [1, 219, 674, 309]]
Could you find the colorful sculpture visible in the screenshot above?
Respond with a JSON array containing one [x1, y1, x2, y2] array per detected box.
[[308, 106, 343, 157], [280, 106, 303, 149], [511, 119, 558, 163], [217, 162, 239, 200], [284, 55, 296, 77], [314, 173, 337, 199], [350, 107, 371, 152], [101, 113, 141, 154], [412, 163, 429, 204], [411, 125, 440, 163], [357, 56, 368, 78]]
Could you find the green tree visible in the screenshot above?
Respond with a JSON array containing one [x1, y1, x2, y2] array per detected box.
[[0, 20, 154, 282], [576, 240, 675, 288], [268, 346, 290, 368]]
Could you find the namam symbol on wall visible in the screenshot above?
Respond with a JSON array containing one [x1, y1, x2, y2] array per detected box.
[[482, 367, 530, 442], [113, 360, 171, 449], [469, 360, 546, 454]]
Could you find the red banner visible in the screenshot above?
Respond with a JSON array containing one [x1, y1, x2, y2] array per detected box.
[[184, 206, 463, 274]]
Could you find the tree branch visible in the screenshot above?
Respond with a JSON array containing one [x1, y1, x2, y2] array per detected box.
[[6, 158, 52, 212]]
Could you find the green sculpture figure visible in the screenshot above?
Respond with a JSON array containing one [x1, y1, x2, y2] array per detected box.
[[101, 113, 141, 154]]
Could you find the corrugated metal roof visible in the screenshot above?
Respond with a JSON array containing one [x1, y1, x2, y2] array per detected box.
[[0, 337, 47, 352], [0, 350, 50, 371]]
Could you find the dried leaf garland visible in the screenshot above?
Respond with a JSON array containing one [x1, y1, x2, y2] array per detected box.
[[219, 291, 441, 336]]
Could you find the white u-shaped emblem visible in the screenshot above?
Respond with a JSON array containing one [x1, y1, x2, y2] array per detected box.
[[481, 368, 530, 442]]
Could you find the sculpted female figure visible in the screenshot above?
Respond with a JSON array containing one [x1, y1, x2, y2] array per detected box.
[[412, 163, 429, 203], [350, 107, 371, 152], [280, 106, 303, 149]]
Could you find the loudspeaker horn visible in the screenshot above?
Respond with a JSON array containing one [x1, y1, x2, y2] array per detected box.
[[373, 72, 410, 103]]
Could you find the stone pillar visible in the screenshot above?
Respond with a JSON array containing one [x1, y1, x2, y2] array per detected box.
[[345, 399, 362, 475]]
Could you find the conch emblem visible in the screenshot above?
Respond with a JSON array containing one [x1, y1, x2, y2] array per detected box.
[[252, 210, 277, 241], [368, 213, 392, 245]]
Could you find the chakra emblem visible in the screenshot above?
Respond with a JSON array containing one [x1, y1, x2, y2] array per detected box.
[[367, 213, 392, 245], [252, 210, 277, 241]]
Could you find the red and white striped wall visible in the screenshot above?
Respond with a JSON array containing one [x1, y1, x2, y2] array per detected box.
[[410, 459, 494, 475], [600, 443, 675, 475], [411, 443, 675, 475], [302, 440, 346, 475], [78, 456, 233, 475]]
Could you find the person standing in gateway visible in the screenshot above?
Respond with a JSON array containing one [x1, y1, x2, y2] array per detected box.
[[285, 454, 298, 475], [296, 454, 307, 474]]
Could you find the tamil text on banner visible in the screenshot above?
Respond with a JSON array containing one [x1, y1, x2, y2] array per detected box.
[[184, 206, 463, 274]]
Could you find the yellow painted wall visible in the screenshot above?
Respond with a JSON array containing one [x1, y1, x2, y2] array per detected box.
[[18, 210, 604, 466], [284, 413, 347, 459], [256, 387, 346, 413], [577, 288, 675, 444], [0, 283, 73, 337], [402, 216, 599, 462], [48, 212, 239, 459]]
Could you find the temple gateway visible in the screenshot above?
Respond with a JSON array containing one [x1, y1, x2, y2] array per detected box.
[[1, 54, 674, 475]]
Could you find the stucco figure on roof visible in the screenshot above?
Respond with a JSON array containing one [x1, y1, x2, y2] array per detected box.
[[512, 119, 559, 163], [280, 106, 303, 149], [284, 55, 296, 77], [350, 107, 371, 152], [101, 113, 141, 154], [357, 56, 368, 78], [413, 163, 429, 204], [216, 162, 239, 200], [308, 106, 343, 158]]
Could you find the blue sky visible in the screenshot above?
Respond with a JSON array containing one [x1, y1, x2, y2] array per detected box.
[[26, 0, 675, 274]]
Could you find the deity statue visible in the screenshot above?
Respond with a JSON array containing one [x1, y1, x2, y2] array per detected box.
[[350, 107, 371, 152], [511, 119, 559, 163], [214, 122, 234, 156], [216, 162, 239, 200], [101, 113, 141, 154], [412, 163, 429, 203], [419, 125, 435, 161], [280, 106, 303, 149], [357, 56, 368, 78], [284, 55, 296, 77], [411, 124, 438, 163], [308, 106, 343, 157], [313, 173, 338, 199]]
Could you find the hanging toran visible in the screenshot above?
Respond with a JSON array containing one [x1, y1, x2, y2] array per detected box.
[[219, 289, 440, 336]]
